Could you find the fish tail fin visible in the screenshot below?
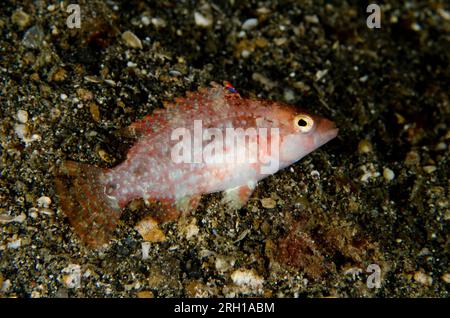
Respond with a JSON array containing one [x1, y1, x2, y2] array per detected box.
[[55, 161, 121, 248]]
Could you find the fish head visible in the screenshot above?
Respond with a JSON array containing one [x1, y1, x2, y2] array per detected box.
[[263, 102, 339, 167]]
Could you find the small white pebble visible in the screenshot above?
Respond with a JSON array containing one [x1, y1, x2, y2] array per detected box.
[[241, 50, 251, 58], [442, 273, 450, 283], [60, 93, 68, 100], [414, 271, 433, 286], [383, 167, 395, 181], [141, 16, 150, 26], [7, 239, 21, 249], [17, 109, 28, 123], [423, 165, 436, 174], [122, 31, 143, 49], [37, 196, 51, 208], [231, 269, 264, 289], [315, 69, 328, 81], [194, 12, 212, 27], [242, 18, 258, 30]]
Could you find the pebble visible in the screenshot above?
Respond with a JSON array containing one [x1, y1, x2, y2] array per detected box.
[[358, 139, 373, 154], [413, 271, 433, 286], [1, 279, 11, 293], [151, 17, 167, 28], [134, 216, 166, 242], [62, 264, 81, 289], [141, 16, 150, 26], [60, 93, 68, 101], [17, 110, 28, 123], [11, 10, 31, 28], [383, 167, 395, 181], [305, 15, 320, 24], [122, 31, 143, 49], [442, 273, 450, 283], [231, 269, 264, 290], [7, 239, 22, 249], [89, 103, 101, 122], [137, 290, 154, 298], [37, 196, 51, 208], [182, 218, 199, 240], [194, 12, 213, 28], [0, 213, 26, 224], [47, 4, 57, 12], [423, 165, 436, 174], [261, 197, 276, 209], [22, 25, 44, 49], [242, 18, 258, 30], [360, 164, 380, 182], [315, 69, 328, 81], [215, 256, 234, 274], [76, 88, 94, 101], [405, 150, 420, 166]]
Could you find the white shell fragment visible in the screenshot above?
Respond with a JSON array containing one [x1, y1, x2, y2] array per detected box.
[[122, 31, 143, 49]]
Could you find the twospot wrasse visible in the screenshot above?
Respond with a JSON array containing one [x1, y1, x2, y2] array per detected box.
[[55, 82, 338, 248]]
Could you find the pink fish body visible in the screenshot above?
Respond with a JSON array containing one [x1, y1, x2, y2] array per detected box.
[[56, 82, 338, 247]]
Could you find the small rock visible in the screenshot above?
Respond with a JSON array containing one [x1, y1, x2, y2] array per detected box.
[[122, 31, 143, 49], [413, 271, 433, 286], [1, 279, 11, 293], [135, 216, 166, 242], [37, 196, 51, 208], [76, 88, 94, 101], [0, 213, 26, 224], [441, 273, 450, 283], [182, 218, 199, 240], [22, 25, 45, 49], [231, 269, 264, 291], [242, 18, 258, 30], [89, 103, 101, 122], [17, 110, 28, 123], [62, 264, 81, 289], [137, 290, 154, 298], [383, 167, 395, 181], [215, 256, 234, 274], [405, 150, 420, 166], [11, 10, 31, 28], [141, 16, 150, 26], [151, 17, 167, 28], [194, 12, 213, 28], [52, 67, 67, 82], [305, 15, 320, 24], [261, 197, 276, 209], [423, 165, 436, 174], [47, 4, 57, 12], [358, 139, 373, 154], [315, 69, 328, 81], [7, 238, 22, 249]]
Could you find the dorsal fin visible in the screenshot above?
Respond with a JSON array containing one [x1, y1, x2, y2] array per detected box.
[[121, 81, 241, 138]]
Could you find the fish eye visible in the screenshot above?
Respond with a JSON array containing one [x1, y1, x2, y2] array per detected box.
[[294, 114, 314, 133]]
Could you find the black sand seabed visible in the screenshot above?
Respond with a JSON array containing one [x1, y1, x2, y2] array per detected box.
[[0, 1, 448, 297]]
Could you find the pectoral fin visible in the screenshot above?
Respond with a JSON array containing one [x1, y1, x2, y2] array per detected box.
[[222, 182, 257, 210]]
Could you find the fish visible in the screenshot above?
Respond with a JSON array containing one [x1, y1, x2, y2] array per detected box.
[[55, 82, 338, 248]]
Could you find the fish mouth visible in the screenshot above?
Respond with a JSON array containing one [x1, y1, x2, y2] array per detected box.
[[315, 120, 339, 146]]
